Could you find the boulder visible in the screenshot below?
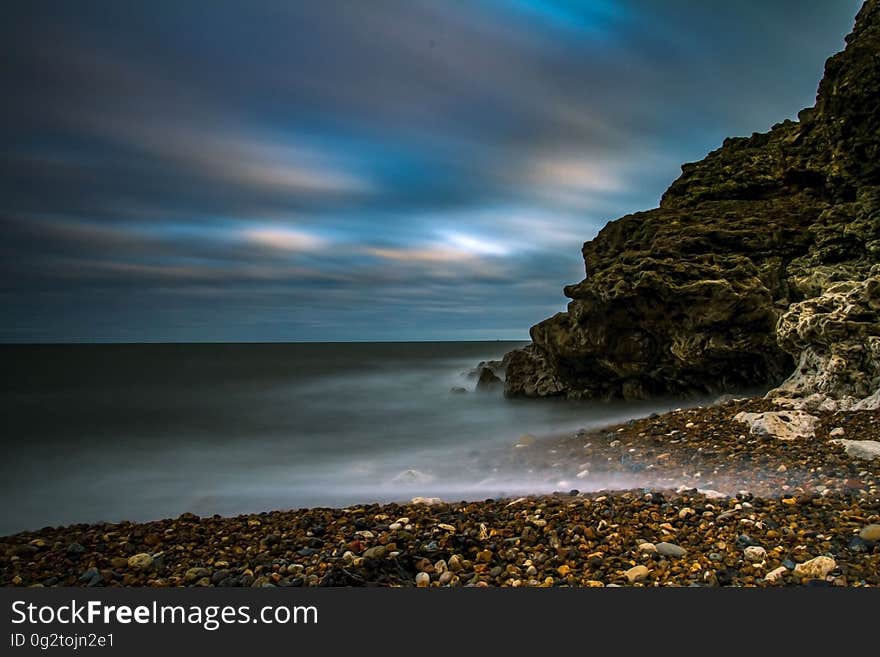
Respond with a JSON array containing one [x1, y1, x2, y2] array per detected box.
[[475, 367, 503, 391], [733, 410, 820, 440]]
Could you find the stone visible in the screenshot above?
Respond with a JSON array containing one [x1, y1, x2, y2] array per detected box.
[[362, 546, 386, 560], [638, 542, 657, 554], [655, 542, 687, 558], [859, 524, 880, 542], [765, 566, 788, 584], [733, 410, 819, 440], [438, 571, 454, 585], [625, 565, 650, 584], [503, 0, 880, 401], [185, 567, 211, 583], [793, 556, 836, 580], [475, 367, 503, 391], [743, 546, 767, 562], [450, 387, 467, 394], [66, 542, 85, 556], [829, 427, 845, 437], [78, 567, 102, 586], [475, 550, 493, 563], [127, 553, 153, 570], [415, 572, 430, 587], [411, 497, 442, 506], [831, 439, 880, 460]]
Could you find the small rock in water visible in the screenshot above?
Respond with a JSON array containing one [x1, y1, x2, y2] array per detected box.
[[575, 469, 590, 479], [655, 542, 687, 558]]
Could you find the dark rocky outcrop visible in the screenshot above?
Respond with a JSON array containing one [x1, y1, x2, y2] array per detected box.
[[506, 0, 880, 401], [475, 367, 503, 391]]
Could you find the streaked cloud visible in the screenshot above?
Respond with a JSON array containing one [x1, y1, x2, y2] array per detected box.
[[0, 0, 864, 341]]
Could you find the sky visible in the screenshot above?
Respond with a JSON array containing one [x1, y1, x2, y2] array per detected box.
[[0, 0, 864, 342]]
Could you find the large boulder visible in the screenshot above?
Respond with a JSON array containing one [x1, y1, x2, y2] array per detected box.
[[505, 0, 880, 401]]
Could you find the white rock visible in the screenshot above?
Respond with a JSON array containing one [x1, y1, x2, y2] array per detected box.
[[411, 496, 442, 506], [638, 542, 657, 554], [829, 427, 845, 437], [576, 469, 590, 479], [793, 556, 836, 579], [852, 388, 880, 410], [415, 572, 430, 587], [743, 546, 767, 562], [831, 439, 880, 460], [733, 410, 819, 440]]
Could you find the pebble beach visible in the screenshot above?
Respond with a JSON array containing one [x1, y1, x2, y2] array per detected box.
[[2, 398, 878, 588]]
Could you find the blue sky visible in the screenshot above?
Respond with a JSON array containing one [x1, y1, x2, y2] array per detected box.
[[0, 0, 863, 341]]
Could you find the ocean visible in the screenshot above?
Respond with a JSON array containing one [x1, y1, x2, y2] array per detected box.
[[0, 342, 686, 535]]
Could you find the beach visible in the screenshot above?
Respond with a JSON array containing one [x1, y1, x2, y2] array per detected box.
[[3, 398, 878, 587]]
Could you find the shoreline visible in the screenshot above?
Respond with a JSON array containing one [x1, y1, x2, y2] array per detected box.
[[2, 398, 878, 587]]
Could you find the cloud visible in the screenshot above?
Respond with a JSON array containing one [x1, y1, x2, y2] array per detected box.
[[241, 227, 327, 253], [0, 0, 865, 341]]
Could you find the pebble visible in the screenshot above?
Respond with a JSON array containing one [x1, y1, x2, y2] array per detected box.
[[655, 542, 687, 558], [127, 553, 153, 570], [765, 566, 788, 583], [859, 524, 880, 542], [625, 565, 650, 583], [638, 542, 657, 554], [744, 546, 767, 562], [794, 556, 836, 580], [415, 572, 430, 587], [362, 546, 386, 560]]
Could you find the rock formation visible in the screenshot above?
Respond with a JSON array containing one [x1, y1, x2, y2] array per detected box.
[[768, 273, 880, 410], [505, 0, 880, 403]]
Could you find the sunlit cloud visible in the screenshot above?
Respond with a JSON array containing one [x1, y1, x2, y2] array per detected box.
[[242, 227, 327, 252]]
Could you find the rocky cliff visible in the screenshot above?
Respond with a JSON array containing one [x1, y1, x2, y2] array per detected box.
[[505, 0, 880, 404]]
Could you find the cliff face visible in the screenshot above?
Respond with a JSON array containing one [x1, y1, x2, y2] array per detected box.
[[506, 0, 880, 402]]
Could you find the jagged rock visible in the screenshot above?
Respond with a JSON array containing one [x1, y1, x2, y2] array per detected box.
[[475, 367, 503, 391], [505, 0, 880, 401], [734, 410, 819, 441], [768, 275, 880, 409]]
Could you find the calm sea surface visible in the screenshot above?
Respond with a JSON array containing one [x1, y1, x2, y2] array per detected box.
[[0, 342, 686, 534]]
